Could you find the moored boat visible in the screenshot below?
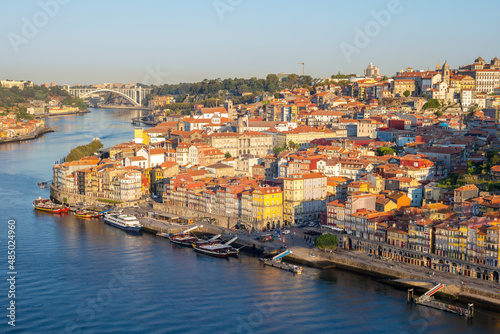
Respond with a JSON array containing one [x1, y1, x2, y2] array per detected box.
[[32, 198, 69, 214], [192, 243, 231, 258], [169, 234, 203, 246], [75, 210, 94, 219], [103, 213, 142, 232], [167, 225, 203, 246]]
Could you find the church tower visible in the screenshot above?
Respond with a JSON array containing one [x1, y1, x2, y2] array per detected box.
[[442, 60, 450, 85], [436, 60, 441, 71]]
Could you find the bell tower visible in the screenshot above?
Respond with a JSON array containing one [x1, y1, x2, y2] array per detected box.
[[442, 60, 450, 85]]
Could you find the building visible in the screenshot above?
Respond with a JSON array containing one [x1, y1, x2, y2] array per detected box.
[[209, 131, 273, 158], [284, 173, 327, 225], [252, 187, 283, 229], [364, 63, 380, 78]]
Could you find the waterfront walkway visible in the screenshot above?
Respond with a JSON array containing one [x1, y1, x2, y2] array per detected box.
[[123, 203, 500, 310], [0, 126, 54, 144]]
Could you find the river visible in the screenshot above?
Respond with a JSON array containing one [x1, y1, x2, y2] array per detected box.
[[0, 108, 499, 333]]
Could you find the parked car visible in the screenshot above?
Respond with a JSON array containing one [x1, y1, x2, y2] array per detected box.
[[282, 230, 291, 235]]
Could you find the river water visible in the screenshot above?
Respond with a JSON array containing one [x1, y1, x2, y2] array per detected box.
[[0, 108, 499, 333]]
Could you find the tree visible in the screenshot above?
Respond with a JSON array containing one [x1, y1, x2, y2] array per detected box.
[[284, 74, 299, 89], [403, 90, 411, 98], [491, 155, 500, 165], [225, 152, 232, 159], [273, 143, 287, 155], [299, 75, 313, 86], [378, 147, 396, 156], [314, 234, 339, 250], [288, 140, 298, 150], [422, 99, 441, 110], [266, 74, 280, 93], [381, 75, 388, 81]]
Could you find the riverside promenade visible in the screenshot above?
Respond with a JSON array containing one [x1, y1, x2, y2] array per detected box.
[[123, 203, 500, 312], [0, 126, 54, 145]]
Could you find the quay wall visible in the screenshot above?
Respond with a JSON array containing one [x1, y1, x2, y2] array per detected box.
[[50, 184, 142, 207], [0, 126, 54, 145]]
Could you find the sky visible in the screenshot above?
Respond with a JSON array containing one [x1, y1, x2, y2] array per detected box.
[[0, 0, 499, 85]]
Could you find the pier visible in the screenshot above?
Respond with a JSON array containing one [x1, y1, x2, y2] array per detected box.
[[408, 284, 474, 318]]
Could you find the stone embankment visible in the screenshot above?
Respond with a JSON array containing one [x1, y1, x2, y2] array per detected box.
[[0, 126, 54, 145]]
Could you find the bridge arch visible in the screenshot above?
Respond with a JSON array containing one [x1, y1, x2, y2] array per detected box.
[[78, 89, 141, 106]]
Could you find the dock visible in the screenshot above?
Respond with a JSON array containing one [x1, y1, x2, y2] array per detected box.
[[260, 250, 303, 274], [408, 284, 474, 318]]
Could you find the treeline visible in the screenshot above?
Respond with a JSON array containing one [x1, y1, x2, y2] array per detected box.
[[0, 84, 86, 109], [65, 140, 103, 162], [144, 74, 314, 100]]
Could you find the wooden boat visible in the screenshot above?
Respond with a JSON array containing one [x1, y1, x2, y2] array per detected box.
[[166, 225, 202, 246], [33, 198, 69, 214], [75, 210, 94, 219], [192, 243, 231, 258]]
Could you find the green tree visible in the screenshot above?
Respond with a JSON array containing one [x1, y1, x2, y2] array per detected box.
[[491, 155, 500, 165], [403, 90, 411, 97], [299, 75, 313, 86], [288, 140, 298, 150], [314, 234, 339, 250], [225, 152, 232, 159], [65, 140, 103, 162], [265, 74, 280, 93], [284, 74, 299, 89], [422, 99, 441, 110], [378, 147, 396, 156]]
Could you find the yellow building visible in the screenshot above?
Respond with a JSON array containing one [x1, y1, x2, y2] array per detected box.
[[458, 222, 468, 261], [422, 202, 449, 220], [134, 127, 151, 145], [387, 227, 408, 248], [450, 74, 475, 93], [252, 187, 283, 229], [289, 105, 298, 124], [375, 197, 398, 212]]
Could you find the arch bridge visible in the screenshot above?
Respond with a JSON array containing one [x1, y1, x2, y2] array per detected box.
[[68, 87, 152, 107]]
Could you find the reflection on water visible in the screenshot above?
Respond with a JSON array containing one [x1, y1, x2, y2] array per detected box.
[[1, 108, 499, 333]]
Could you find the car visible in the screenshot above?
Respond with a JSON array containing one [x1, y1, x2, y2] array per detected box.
[[282, 230, 290, 235]]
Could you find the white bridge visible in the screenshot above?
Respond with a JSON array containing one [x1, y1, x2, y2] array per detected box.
[[68, 87, 153, 106]]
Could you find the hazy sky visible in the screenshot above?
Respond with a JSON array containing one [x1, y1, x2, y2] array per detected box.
[[0, 0, 498, 85]]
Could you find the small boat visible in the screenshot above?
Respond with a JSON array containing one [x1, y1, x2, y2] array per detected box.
[[196, 236, 241, 257], [166, 225, 203, 246], [75, 210, 94, 219], [103, 213, 142, 232], [33, 198, 69, 214], [192, 243, 231, 258], [169, 234, 203, 247]]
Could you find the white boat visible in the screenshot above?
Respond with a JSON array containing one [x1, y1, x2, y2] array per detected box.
[[103, 213, 143, 232]]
